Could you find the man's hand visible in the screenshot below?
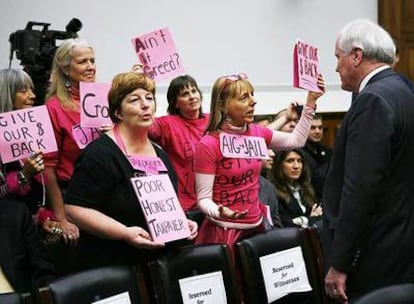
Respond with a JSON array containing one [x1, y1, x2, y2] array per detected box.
[[325, 267, 348, 303]]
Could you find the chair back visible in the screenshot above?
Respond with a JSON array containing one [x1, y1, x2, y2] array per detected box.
[[185, 209, 205, 229], [236, 227, 325, 304], [353, 283, 414, 304], [148, 243, 241, 304], [36, 265, 147, 304], [0, 292, 32, 304]]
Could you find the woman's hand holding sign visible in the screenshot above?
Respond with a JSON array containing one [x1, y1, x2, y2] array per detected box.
[[21, 151, 44, 180], [124, 226, 165, 249]]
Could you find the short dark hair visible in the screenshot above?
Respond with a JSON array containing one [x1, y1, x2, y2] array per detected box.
[[313, 113, 322, 120]]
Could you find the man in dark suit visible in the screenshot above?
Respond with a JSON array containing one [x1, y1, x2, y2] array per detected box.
[[323, 19, 414, 303]]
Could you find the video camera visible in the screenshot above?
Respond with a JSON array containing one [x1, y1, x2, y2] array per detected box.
[[8, 18, 82, 104]]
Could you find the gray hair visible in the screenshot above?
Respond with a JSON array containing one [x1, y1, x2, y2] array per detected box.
[[0, 68, 33, 113], [46, 38, 94, 109], [337, 19, 396, 65]]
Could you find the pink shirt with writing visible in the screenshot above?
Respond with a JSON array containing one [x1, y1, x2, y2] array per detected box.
[[195, 124, 273, 224], [149, 114, 209, 211]]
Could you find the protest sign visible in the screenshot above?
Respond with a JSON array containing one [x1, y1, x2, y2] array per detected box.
[[131, 174, 190, 243], [72, 124, 102, 149], [80, 81, 112, 128], [219, 133, 269, 159], [0, 105, 57, 163], [132, 27, 184, 81], [293, 39, 322, 92]]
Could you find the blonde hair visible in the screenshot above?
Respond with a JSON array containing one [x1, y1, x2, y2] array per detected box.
[[205, 75, 254, 133], [46, 38, 94, 110]]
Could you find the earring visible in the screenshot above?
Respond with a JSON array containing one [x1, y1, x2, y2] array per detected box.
[[64, 76, 71, 90]]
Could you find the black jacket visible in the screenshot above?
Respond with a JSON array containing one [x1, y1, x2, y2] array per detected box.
[[323, 68, 414, 295]]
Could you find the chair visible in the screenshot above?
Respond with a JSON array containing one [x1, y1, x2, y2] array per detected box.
[[36, 265, 148, 304], [148, 243, 241, 304], [0, 292, 32, 304], [353, 283, 414, 304], [185, 209, 205, 229], [236, 227, 326, 304]]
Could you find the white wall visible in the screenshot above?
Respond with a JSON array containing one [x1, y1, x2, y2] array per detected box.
[[0, 0, 376, 115]]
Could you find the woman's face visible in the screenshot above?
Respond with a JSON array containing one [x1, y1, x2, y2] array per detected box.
[[281, 151, 303, 182], [225, 86, 256, 127], [14, 87, 35, 110], [175, 85, 201, 119], [117, 88, 156, 129], [68, 45, 96, 86]]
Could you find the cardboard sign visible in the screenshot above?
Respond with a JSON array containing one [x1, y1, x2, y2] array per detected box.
[[127, 156, 168, 173], [219, 133, 269, 159], [0, 106, 57, 163], [130, 174, 190, 243], [260, 246, 312, 302], [179, 271, 227, 304], [80, 81, 112, 128], [293, 39, 322, 92], [131, 27, 184, 81], [91, 292, 131, 304], [72, 124, 102, 149]]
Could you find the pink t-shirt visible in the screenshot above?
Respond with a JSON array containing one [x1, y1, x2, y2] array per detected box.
[[149, 114, 209, 211], [195, 124, 273, 224], [43, 97, 81, 182]]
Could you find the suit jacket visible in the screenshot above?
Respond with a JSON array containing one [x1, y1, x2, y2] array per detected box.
[[277, 188, 321, 228], [301, 142, 332, 202], [0, 200, 55, 292], [259, 175, 283, 228], [323, 68, 414, 295]]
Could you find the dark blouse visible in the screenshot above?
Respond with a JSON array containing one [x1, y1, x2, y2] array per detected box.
[[65, 134, 179, 269]]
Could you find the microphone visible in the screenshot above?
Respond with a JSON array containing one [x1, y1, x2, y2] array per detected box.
[[65, 18, 82, 34]]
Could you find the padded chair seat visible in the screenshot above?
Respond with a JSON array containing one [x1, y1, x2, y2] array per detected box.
[[37, 265, 146, 304], [148, 243, 240, 304], [236, 227, 325, 304], [0, 292, 30, 304], [353, 283, 414, 304]]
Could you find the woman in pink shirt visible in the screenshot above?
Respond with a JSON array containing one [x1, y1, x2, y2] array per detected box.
[[194, 73, 324, 254], [149, 75, 209, 211], [44, 39, 109, 248]]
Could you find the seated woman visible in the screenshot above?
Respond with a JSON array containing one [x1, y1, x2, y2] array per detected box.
[[0, 68, 61, 239], [0, 199, 55, 294], [64, 72, 197, 271], [0, 69, 56, 293], [269, 148, 323, 228]]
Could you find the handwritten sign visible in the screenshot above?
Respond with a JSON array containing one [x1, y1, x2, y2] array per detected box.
[[131, 27, 184, 81], [293, 39, 322, 92], [128, 156, 168, 174], [260, 246, 312, 302], [219, 133, 269, 159], [179, 271, 227, 304], [72, 124, 102, 149], [91, 292, 131, 304], [130, 174, 190, 243], [0, 106, 57, 163], [80, 81, 112, 128]]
